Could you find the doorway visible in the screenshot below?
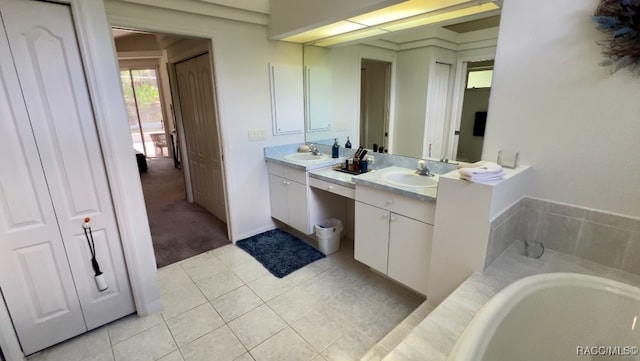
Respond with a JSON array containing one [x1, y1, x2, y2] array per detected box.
[[112, 29, 230, 267], [360, 58, 391, 151], [455, 60, 493, 162]]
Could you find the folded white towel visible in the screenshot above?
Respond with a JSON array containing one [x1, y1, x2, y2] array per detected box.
[[460, 170, 505, 183], [458, 161, 503, 177]]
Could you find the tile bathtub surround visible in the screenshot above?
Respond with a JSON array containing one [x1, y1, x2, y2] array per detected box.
[[382, 240, 640, 361], [517, 198, 640, 272], [26, 237, 424, 361], [484, 198, 525, 269]]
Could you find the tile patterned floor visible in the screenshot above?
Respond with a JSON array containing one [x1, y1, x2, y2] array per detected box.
[[27, 238, 424, 361]]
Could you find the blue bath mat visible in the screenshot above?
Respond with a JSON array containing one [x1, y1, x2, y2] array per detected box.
[[236, 229, 325, 278]]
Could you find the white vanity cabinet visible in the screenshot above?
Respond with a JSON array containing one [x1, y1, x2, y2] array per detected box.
[[354, 186, 435, 295], [267, 161, 310, 234]]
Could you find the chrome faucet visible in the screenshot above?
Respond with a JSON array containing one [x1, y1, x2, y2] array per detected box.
[[308, 144, 319, 155], [415, 160, 433, 176]]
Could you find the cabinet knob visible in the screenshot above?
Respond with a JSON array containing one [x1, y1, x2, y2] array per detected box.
[[390, 216, 397, 222], [386, 199, 394, 205], [381, 213, 388, 219]]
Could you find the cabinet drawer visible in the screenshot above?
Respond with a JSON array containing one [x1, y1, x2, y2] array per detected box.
[[267, 161, 307, 184], [355, 185, 435, 224], [309, 177, 355, 199]]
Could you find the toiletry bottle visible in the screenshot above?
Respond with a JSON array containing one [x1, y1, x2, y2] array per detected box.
[[345, 137, 352, 149], [332, 138, 339, 158], [360, 158, 368, 173]]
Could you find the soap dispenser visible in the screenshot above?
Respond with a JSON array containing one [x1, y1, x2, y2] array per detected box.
[[332, 138, 339, 158], [345, 137, 352, 149]]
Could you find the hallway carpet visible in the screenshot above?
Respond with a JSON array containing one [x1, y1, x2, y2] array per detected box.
[[140, 157, 230, 268]]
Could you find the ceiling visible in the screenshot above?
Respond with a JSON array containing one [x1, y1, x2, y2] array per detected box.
[[444, 15, 500, 33], [111, 4, 501, 48], [340, 10, 501, 48]]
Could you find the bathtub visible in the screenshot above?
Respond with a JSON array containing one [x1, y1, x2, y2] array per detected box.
[[447, 273, 640, 361]]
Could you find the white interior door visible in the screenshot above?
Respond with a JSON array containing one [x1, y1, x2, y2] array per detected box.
[[195, 54, 226, 222], [424, 62, 452, 159], [0, 0, 134, 353], [0, 11, 86, 354], [175, 53, 226, 222]]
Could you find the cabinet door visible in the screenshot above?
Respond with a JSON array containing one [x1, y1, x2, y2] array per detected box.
[[388, 214, 433, 295], [287, 180, 309, 234], [354, 202, 390, 274], [268, 174, 289, 223]]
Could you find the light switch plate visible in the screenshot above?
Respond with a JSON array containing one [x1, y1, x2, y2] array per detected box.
[[248, 128, 266, 141]]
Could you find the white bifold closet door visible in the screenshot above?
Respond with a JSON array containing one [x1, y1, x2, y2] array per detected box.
[[0, 0, 134, 355]]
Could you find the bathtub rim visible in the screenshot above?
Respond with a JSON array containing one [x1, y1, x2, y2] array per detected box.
[[446, 272, 640, 361]]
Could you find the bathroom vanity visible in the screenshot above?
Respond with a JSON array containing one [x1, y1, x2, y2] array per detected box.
[[352, 167, 438, 295], [264, 144, 448, 296], [265, 149, 350, 236], [264, 143, 532, 300]]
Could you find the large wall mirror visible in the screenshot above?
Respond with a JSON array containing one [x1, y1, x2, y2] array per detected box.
[[303, 10, 501, 163]]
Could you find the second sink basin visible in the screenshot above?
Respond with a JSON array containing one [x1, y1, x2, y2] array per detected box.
[[382, 172, 438, 188], [284, 152, 329, 162]]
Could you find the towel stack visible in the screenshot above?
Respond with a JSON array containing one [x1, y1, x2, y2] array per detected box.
[[458, 161, 504, 182]]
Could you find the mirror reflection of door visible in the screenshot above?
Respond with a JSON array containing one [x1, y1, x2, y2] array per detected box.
[[360, 59, 391, 150], [455, 60, 494, 162]]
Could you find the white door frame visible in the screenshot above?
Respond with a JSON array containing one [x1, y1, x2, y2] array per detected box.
[[423, 61, 452, 160], [446, 51, 495, 160], [110, 15, 231, 237], [1, 0, 162, 359], [356, 47, 397, 153]]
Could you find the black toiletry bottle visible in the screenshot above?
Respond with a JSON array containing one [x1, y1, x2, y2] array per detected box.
[[332, 138, 339, 158], [345, 137, 352, 149]]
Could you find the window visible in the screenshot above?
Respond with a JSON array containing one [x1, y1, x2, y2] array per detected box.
[[466, 69, 493, 89], [120, 68, 167, 157]]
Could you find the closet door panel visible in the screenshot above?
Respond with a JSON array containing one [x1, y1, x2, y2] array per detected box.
[[66, 227, 127, 328], [0, 6, 86, 354], [2, 0, 134, 333]]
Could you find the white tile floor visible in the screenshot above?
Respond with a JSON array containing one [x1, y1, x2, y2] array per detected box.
[[27, 237, 424, 361]]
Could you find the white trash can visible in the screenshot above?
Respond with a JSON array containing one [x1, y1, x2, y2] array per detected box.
[[315, 218, 343, 255]]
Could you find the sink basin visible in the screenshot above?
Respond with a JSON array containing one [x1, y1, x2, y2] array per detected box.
[[284, 152, 329, 162], [382, 172, 438, 187]]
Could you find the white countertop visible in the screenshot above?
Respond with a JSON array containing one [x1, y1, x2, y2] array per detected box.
[[307, 166, 357, 188], [266, 150, 442, 201], [353, 166, 439, 202]]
